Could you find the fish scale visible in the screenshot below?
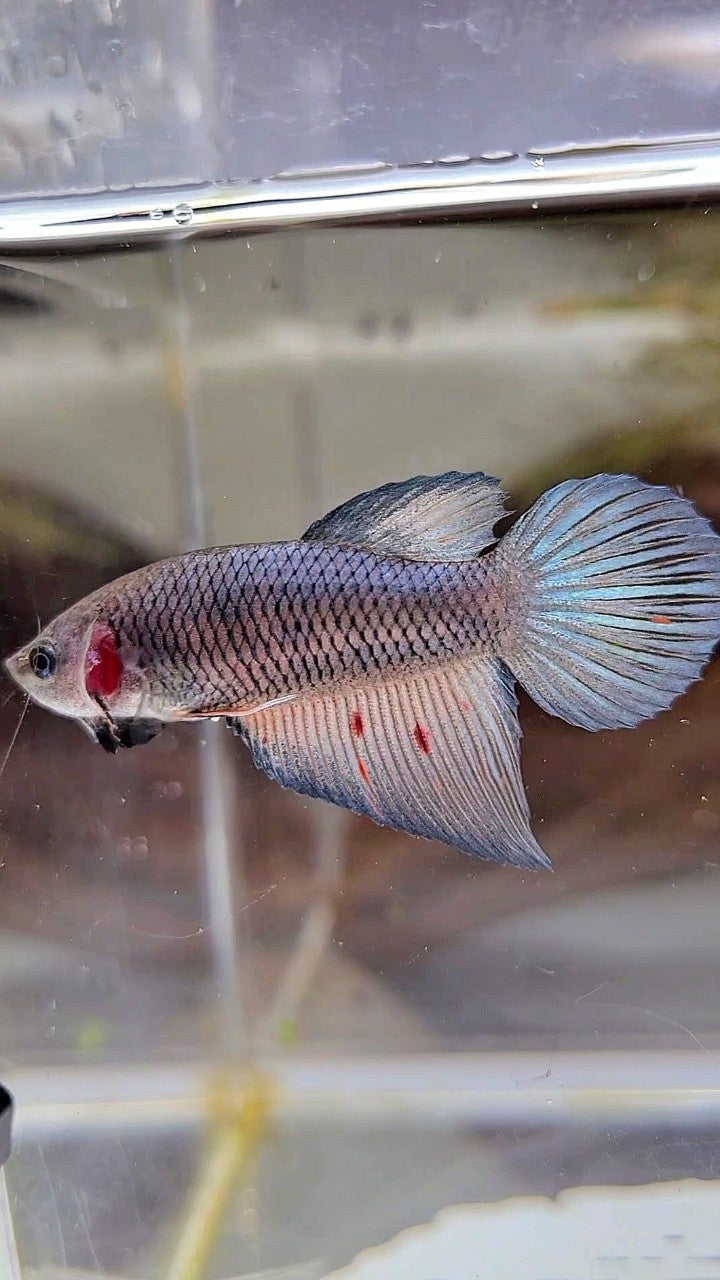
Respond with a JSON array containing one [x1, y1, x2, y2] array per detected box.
[[108, 542, 490, 716]]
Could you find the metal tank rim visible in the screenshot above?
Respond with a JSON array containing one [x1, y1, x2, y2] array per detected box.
[[2, 137, 720, 253]]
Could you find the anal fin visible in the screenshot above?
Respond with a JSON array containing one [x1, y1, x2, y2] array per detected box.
[[235, 656, 550, 869]]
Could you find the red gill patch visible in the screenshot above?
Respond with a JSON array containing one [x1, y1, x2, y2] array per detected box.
[[651, 615, 671, 624], [350, 711, 364, 738], [84, 623, 123, 699], [358, 759, 370, 785], [413, 722, 431, 755]]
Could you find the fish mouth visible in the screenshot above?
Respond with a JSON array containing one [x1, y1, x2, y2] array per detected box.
[[3, 649, 26, 692]]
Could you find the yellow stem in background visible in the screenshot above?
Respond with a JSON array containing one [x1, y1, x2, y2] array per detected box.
[[163, 1072, 275, 1280]]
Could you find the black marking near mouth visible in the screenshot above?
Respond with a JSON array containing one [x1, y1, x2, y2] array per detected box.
[[93, 721, 120, 753], [92, 718, 163, 753], [117, 719, 163, 748]]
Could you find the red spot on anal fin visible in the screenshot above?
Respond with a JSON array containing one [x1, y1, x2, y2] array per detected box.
[[85, 622, 123, 698], [651, 615, 671, 624], [413, 722, 431, 755], [348, 710, 370, 783]]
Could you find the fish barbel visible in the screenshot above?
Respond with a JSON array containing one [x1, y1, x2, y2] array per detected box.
[[6, 471, 720, 868]]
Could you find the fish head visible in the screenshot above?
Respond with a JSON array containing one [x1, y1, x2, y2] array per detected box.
[[4, 595, 149, 730]]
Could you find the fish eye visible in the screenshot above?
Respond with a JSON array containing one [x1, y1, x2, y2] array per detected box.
[[28, 641, 57, 680]]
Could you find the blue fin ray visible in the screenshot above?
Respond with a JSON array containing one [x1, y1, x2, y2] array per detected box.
[[495, 474, 720, 731]]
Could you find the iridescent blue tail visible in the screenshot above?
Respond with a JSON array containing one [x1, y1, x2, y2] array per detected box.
[[495, 474, 720, 730]]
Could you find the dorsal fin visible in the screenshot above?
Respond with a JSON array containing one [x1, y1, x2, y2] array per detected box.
[[302, 471, 507, 562]]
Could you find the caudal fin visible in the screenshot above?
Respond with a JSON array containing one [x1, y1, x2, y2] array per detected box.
[[494, 474, 720, 731]]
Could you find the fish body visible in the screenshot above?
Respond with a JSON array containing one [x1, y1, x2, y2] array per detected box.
[[6, 470, 720, 869], [64, 543, 501, 718]]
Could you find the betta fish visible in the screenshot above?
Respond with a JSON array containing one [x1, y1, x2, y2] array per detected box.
[[5, 471, 720, 869]]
